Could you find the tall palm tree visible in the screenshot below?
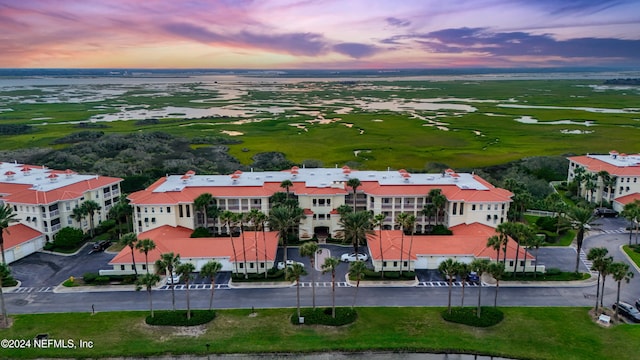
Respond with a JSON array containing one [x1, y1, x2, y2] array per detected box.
[[372, 213, 386, 278], [175, 262, 195, 319], [622, 200, 640, 246], [280, 179, 293, 199], [422, 203, 436, 230], [529, 235, 545, 278], [155, 252, 181, 311], [252, 210, 269, 278], [286, 263, 306, 320], [200, 260, 223, 311], [239, 212, 249, 279], [573, 166, 586, 197], [456, 262, 471, 307], [135, 273, 160, 318], [322, 256, 340, 318], [119, 232, 139, 277], [135, 238, 156, 274], [488, 262, 505, 307], [194, 192, 213, 229], [0, 204, 18, 265], [486, 235, 502, 264], [610, 261, 634, 322], [599, 256, 613, 309], [349, 260, 367, 308], [439, 258, 460, 314], [0, 262, 11, 327], [346, 178, 361, 211], [404, 214, 416, 272], [269, 205, 305, 276], [585, 173, 598, 204], [246, 209, 262, 276], [606, 175, 618, 203], [220, 210, 240, 274], [587, 247, 610, 314], [395, 212, 409, 275], [70, 205, 88, 232], [471, 258, 490, 318], [299, 241, 319, 308], [566, 206, 596, 273], [596, 170, 610, 208], [82, 200, 101, 238], [337, 210, 373, 255], [428, 189, 446, 226]]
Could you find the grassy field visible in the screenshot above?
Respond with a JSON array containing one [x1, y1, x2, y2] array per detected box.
[[1, 307, 638, 359], [1, 79, 639, 170]]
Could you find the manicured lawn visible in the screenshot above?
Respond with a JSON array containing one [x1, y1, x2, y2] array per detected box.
[[623, 245, 640, 268], [1, 307, 638, 359]]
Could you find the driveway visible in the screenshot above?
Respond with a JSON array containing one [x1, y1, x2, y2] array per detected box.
[[9, 243, 116, 287]]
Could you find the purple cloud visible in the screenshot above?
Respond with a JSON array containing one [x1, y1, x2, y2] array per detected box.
[[333, 43, 379, 58], [386, 17, 410, 27]]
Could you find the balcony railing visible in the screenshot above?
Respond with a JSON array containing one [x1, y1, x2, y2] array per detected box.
[[51, 223, 61, 232]]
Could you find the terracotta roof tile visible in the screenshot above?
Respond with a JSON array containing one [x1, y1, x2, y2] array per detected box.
[[3, 223, 43, 249]]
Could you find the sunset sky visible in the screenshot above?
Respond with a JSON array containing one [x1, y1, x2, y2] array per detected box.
[[2, 0, 640, 69]]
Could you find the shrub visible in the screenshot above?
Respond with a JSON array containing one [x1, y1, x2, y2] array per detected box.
[[535, 216, 557, 232], [291, 307, 357, 326], [83, 272, 99, 283], [146, 310, 216, 326], [441, 307, 504, 327], [545, 268, 562, 276], [190, 227, 212, 238], [95, 219, 116, 236], [52, 227, 84, 250], [94, 276, 110, 285], [429, 225, 453, 235]]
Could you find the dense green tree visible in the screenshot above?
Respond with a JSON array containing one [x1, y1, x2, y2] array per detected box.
[[52, 227, 84, 250]]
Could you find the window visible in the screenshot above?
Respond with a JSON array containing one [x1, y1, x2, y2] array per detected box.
[[520, 261, 525, 267], [260, 263, 265, 268], [487, 215, 491, 221], [179, 205, 184, 217], [479, 204, 483, 210], [452, 203, 457, 215], [142, 264, 146, 270], [393, 261, 398, 267], [131, 265, 135, 270], [509, 261, 514, 267], [472, 204, 476, 211], [167, 207, 171, 213], [186, 205, 190, 217], [120, 265, 125, 270], [459, 203, 464, 215], [239, 263, 244, 269], [144, 207, 148, 213], [144, 218, 149, 222], [250, 263, 254, 269], [151, 218, 156, 223], [151, 207, 155, 213]]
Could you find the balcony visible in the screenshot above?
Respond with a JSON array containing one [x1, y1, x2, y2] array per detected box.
[[51, 223, 61, 232]]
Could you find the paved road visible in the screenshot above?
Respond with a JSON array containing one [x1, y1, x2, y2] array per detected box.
[[4, 221, 640, 315]]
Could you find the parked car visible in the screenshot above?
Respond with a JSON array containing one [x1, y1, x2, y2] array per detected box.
[[340, 253, 369, 262], [90, 240, 111, 253], [168, 272, 181, 285], [466, 271, 480, 284], [277, 260, 305, 270], [612, 301, 640, 323], [594, 208, 618, 217], [635, 298, 640, 311]]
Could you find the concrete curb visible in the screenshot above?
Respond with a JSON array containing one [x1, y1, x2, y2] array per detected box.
[[344, 274, 419, 287], [619, 244, 640, 274]]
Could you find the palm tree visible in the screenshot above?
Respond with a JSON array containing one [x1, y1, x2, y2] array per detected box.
[[587, 247, 610, 314], [404, 214, 417, 272], [0, 204, 18, 265], [456, 262, 471, 307], [606, 175, 618, 203], [155, 252, 181, 311], [0, 262, 11, 327], [622, 200, 640, 246], [471, 258, 490, 318], [239, 212, 249, 279], [119, 232, 139, 277], [573, 166, 586, 197], [70, 205, 88, 232], [338, 210, 373, 255], [135, 238, 156, 274], [566, 206, 596, 273], [497, 222, 535, 277], [269, 205, 305, 276], [299, 241, 319, 308], [82, 200, 101, 238], [346, 178, 361, 211], [135, 273, 160, 318], [322, 256, 340, 318], [175, 262, 195, 319], [395, 212, 409, 275], [488, 262, 505, 307], [599, 256, 614, 309], [286, 263, 306, 320], [280, 179, 293, 199], [529, 235, 545, 278], [439, 258, 460, 314], [372, 213, 386, 278], [220, 210, 240, 275], [421, 203, 436, 230], [428, 189, 446, 226], [252, 210, 269, 278], [194, 192, 213, 229], [585, 173, 598, 203], [597, 170, 610, 208], [200, 260, 223, 311], [610, 261, 634, 322], [349, 260, 367, 308], [108, 199, 130, 238], [486, 235, 502, 264], [246, 209, 262, 277]]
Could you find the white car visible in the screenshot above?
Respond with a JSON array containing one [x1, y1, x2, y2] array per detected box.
[[341, 253, 369, 262], [168, 272, 181, 285], [277, 260, 305, 270]]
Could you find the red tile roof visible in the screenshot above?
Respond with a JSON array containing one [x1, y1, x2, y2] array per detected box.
[[614, 193, 640, 206], [3, 223, 43, 249], [3, 175, 122, 205], [569, 155, 640, 176], [109, 225, 280, 265], [367, 223, 531, 261]]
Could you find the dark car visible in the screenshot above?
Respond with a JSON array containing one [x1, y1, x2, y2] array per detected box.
[[612, 302, 640, 323], [594, 208, 618, 218], [466, 271, 480, 284], [635, 298, 640, 311], [91, 240, 112, 252]]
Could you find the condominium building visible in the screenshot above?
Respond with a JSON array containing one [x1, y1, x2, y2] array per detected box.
[[0, 161, 123, 242], [567, 151, 640, 211], [128, 166, 513, 238]]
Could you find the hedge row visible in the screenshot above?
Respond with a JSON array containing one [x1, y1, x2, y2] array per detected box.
[[441, 306, 504, 327]]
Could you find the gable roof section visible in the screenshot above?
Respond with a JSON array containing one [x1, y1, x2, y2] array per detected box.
[[2, 175, 122, 205], [569, 155, 640, 176], [109, 225, 279, 265], [614, 193, 640, 207], [3, 223, 43, 250], [367, 223, 531, 261]]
